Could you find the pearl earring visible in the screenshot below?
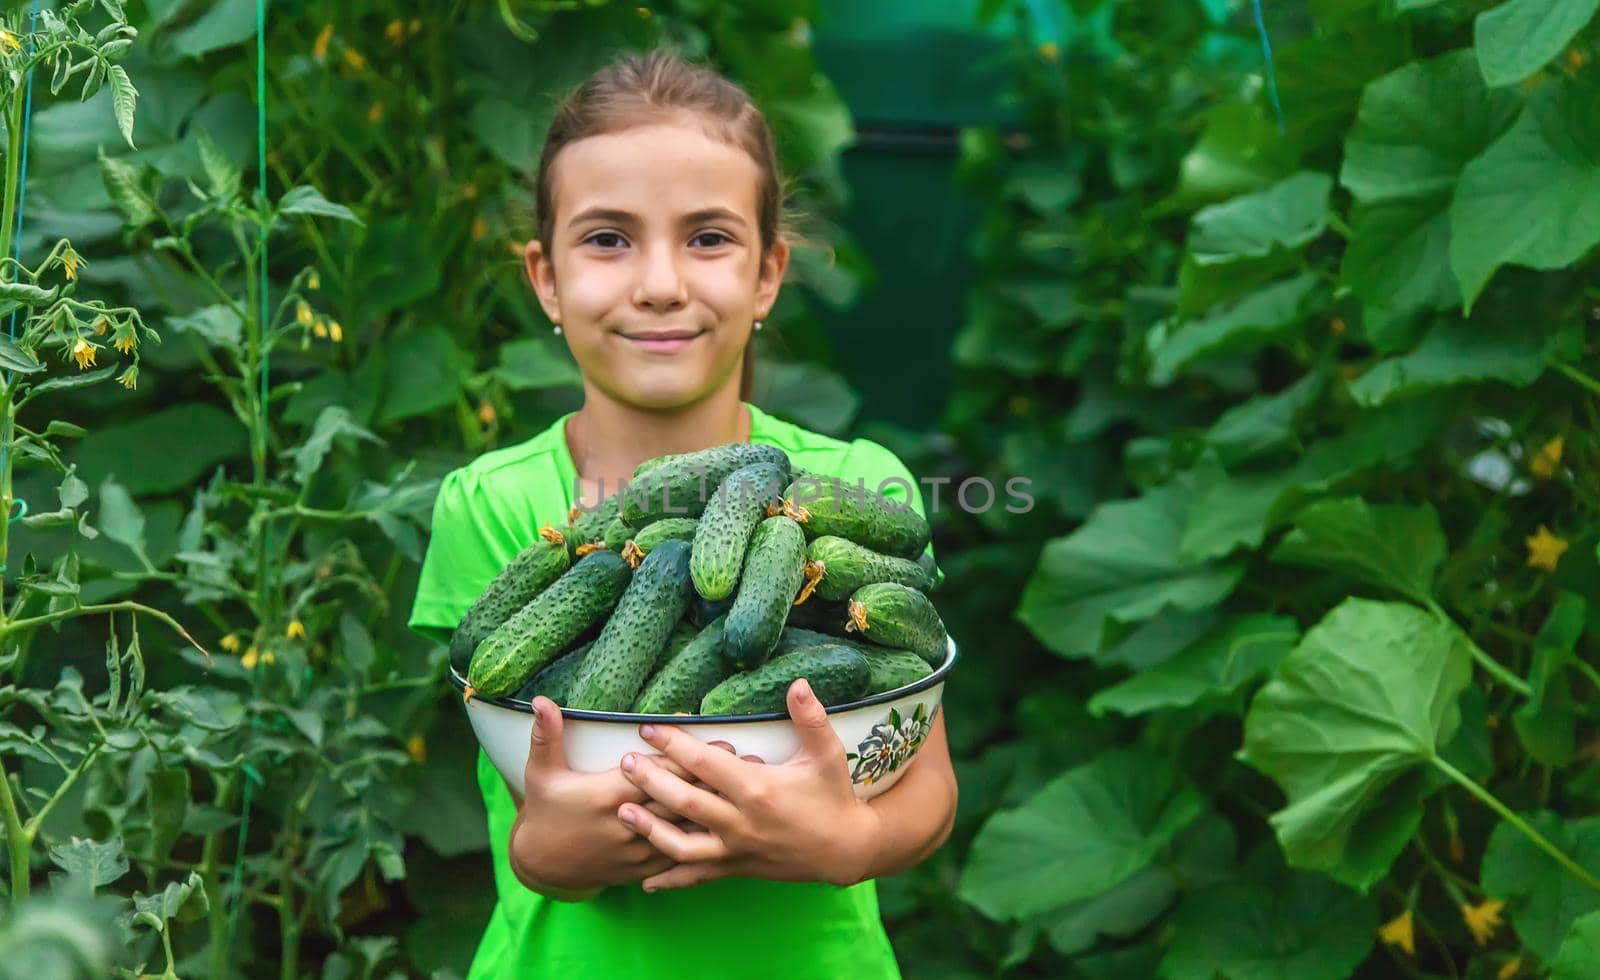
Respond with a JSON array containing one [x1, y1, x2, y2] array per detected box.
[[552, 323, 562, 335], [753, 319, 764, 332]]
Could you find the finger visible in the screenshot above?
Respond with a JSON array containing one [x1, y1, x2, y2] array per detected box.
[[636, 723, 750, 799], [524, 696, 568, 789], [621, 753, 742, 830], [786, 679, 843, 762], [642, 861, 732, 893], [617, 802, 729, 863]]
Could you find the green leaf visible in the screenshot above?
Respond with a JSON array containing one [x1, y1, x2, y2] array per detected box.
[[1269, 497, 1445, 605], [752, 360, 861, 437], [1450, 78, 1600, 312], [0, 333, 44, 374], [1159, 850, 1377, 980], [1474, 0, 1600, 88], [1165, 103, 1300, 210], [97, 147, 160, 229], [1147, 274, 1317, 386], [958, 748, 1205, 920], [292, 405, 383, 486], [1240, 598, 1470, 890], [196, 128, 241, 200], [1188, 172, 1332, 266], [166, 303, 243, 349], [1089, 614, 1299, 718], [276, 185, 364, 226], [106, 63, 137, 150], [1017, 469, 1245, 659], [1348, 318, 1578, 406], [96, 475, 147, 557], [493, 336, 580, 392], [1481, 811, 1600, 960], [1514, 592, 1585, 765], [72, 403, 247, 495], [1204, 369, 1326, 467], [27, 366, 119, 396], [168, 0, 256, 58], [375, 328, 470, 425], [1552, 910, 1600, 980], [129, 871, 209, 932], [145, 768, 189, 866], [48, 836, 129, 892], [1339, 51, 1519, 327]]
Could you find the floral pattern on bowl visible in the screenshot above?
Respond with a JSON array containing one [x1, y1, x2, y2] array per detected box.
[[847, 701, 938, 788]]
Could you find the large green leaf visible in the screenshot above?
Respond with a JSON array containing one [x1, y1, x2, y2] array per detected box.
[[1552, 910, 1600, 980], [493, 336, 581, 392], [1088, 614, 1299, 718], [1450, 78, 1600, 311], [1269, 497, 1444, 605], [71, 404, 247, 495], [1188, 172, 1332, 266], [1514, 592, 1585, 765], [1474, 0, 1600, 88], [1481, 811, 1600, 960], [1348, 318, 1579, 406], [1203, 369, 1326, 467], [375, 328, 471, 425], [1240, 598, 1470, 890], [1339, 51, 1519, 330], [958, 748, 1205, 920], [1017, 469, 1245, 659], [1159, 849, 1377, 980], [1147, 274, 1317, 386]]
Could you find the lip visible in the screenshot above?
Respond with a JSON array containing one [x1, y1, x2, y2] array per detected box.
[[620, 328, 705, 354]]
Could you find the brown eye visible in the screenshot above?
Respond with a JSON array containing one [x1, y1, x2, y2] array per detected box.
[[586, 232, 625, 249], [692, 231, 730, 248]]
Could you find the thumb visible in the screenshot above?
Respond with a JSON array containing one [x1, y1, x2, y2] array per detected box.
[[786, 678, 838, 758], [525, 695, 569, 784]]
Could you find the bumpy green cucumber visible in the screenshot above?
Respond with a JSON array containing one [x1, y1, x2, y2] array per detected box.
[[775, 626, 864, 657], [466, 549, 632, 698], [722, 516, 807, 670], [862, 648, 933, 694], [691, 461, 788, 600], [448, 526, 570, 676], [689, 593, 735, 628], [512, 640, 594, 705], [566, 540, 696, 711], [603, 516, 631, 551], [621, 443, 790, 527], [782, 475, 930, 559], [562, 493, 622, 555], [700, 644, 870, 716], [846, 582, 949, 665], [633, 615, 733, 714], [806, 535, 932, 602], [622, 517, 699, 566]]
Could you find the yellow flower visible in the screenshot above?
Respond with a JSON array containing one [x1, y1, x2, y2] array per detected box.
[[1462, 898, 1505, 946], [286, 619, 307, 641], [114, 329, 135, 354], [1525, 524, 1569, 572], [71, 338, 97, 370], [406, 733, 427, 763], [1498, 958, 1522, 979], [408, 18, 421, 36], [242, 647, 259, 669], [462, 182, 478, 200], [367, 102, 384, 124], [117, 365, 137, 391], [385, 20, 406, 44], [478, 400, 496, 426], [313, 24, 333, 62], [296, 301, 313, 327], [1038, 41, 1060, 61], [220, 633, 241, 653], [307, 271, 321, 290], [471, 216, 488, 241], [62, 250, 80, 280], [1377, 909, 1415, 957], [636, 5, 652, 16], [1329, 315, 1346, 336], [1529, 435, 1563, 479], [312, 318, 328, 338], [342, 47, 366, 72], [93, 318, 107, 336], [1572, 49, 1586, 71], [0, 30, 19, 56], [329, 320, 344, 343]]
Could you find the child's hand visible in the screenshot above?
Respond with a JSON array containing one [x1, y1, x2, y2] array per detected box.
[[614, 679, 882, 892], [508, 695, 721, 897]]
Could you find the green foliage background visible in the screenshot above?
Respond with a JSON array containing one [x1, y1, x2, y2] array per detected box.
[[3, 0, 1600, 977]]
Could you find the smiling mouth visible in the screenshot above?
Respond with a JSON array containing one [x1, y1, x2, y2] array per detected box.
[[619, 329, 706, 352]]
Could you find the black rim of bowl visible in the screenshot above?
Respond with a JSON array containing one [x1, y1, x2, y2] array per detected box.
[[446, 638, 960, 724]]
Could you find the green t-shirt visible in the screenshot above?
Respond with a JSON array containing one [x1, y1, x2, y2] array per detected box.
[[407, 402, 934, 979]]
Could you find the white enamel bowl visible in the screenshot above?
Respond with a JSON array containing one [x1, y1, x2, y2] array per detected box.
[[449, 637, 957, 800]]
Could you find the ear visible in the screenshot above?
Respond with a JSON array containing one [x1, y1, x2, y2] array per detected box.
[[753, 237, 789, 320], [524, 239, 563, 326]]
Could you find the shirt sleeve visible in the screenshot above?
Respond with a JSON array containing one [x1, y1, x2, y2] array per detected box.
[[407, 467, 511, 646], [841, 437, 944, 590]]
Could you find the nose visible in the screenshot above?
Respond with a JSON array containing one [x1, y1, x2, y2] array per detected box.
[[632, 242, 688, 313]]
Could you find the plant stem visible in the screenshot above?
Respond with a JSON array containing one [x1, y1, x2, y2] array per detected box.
[[1553, 360, 1600, 398], [203, 771, 238, 979], [1427, 600, 1532, 696], [0, 753, 32, 902], [0, 598, 207, 658], [1432, 754, 1600, 892]]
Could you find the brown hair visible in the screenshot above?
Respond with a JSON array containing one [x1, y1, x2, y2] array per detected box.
[[533, 49, 805, 401]]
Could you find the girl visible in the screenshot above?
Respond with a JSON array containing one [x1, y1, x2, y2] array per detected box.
[[407, 50, 957, 978]]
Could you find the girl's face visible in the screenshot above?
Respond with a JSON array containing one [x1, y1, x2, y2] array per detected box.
[[524, 117, 788, 410]]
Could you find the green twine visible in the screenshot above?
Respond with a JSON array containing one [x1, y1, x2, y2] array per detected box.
[[1250, 0, 1286, 134]]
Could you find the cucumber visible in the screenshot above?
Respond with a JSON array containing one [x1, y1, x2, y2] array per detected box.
[[845, 582, 949, 665], [566, 540, 696, 711], [622, 517, 699, 567], [466, 549, 632, 698], [448, 526, 570, 676], [775, 626, 864, 657], [691, 461, 788, 600], [633, 615, 734, 714], [689, 593, 735, 629], [512, 640, 594, 705], [563, 493, 622, 555], [784, 596, 852, 637], [621, 443, 790, 527], [700, 644, 870, 716], [603, 516, 632, 551], [806, 535, 932, 602], [722, 516, 806, 670], [783, 475, 930, 559], [862, 648, 933, 694]]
